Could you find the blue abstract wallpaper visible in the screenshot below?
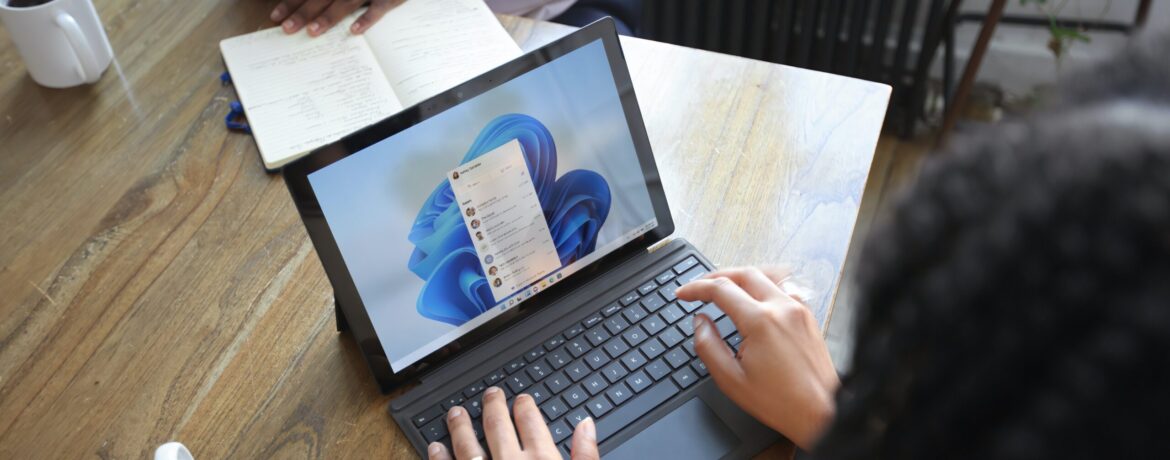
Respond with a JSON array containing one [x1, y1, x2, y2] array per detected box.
[[407, 114, 612, 326]]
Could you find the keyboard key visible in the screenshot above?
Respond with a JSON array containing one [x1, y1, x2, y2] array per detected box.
[[526, 362, 550, 381], [640, 293, 666, 312], [484, 369, 506, 385], [586, 395, 614, 418], [620, 349, 647, 371], [621, 326, 648, 347], [565, 360, 590, 382], [420, 418, 448, 442], [672, 367, 699, 388], [595, 380, 680, 444], [601, 302, 622, 317], [541, 396, 568, 419], [659, 303, 685, 324], [601, 361, 629, 383], [625, 371, 652, 393], [546, 372, 571, 394], [727, 332, 744, 351], [582, 313, 604, 329], [605, 382, 634, 406], [529, 382, 551, 405], [472, 418, 485, 440], [677, 316, 696, 336], [441, 395, 465, 410], [564, 323, 586, 339], [639, 338, 666, 360], [467, 398, 483, 418], [412, 405, 444, 427], [585, 326, 610, 347], [697, 303, 726, 321], [603, 336, 630, 358], [583, 373, 608, 396], [620, 290, 640, 306], [660, 327, 685, 348], [566, 338, 589, 358], [683, 338, 696, 357], [655, 270, 676, 285], [463, 382, 487, 399], [691, 359, 709, 377], [604, 316, 629, 335], [715, 316, 737, 338], [547, 349, 572, 369], [507, 372, 533, 393], [644, 359, 671, 381], [544, 335, 565, 351], [673, 257, 699, 274], [637, 280, 658, 296], [563, 385, 588, 407], [621, 305, 648, 323], [549, 420, 573, 443], [566, 408, 590, 427], [664, 349, 690, 369], [505, 358, 526, 374], [678, 299, 703, 313], [641, 315, 667, 335], [525, 346, 547, 363], [584, 349, 608, 370], [658, 283, 679, 302], [677, 265, 709, 285]]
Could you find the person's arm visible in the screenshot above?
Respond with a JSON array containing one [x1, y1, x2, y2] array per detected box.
[[431, 386, 600, 460], [675, 267, 839, 451], [270, 0, 405, 36]]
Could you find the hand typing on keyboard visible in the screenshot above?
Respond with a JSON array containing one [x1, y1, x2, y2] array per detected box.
[[428, 386, 600, 460], [676, 267, 840, 451]]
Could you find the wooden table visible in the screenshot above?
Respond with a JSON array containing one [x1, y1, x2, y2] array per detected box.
[[0, 2, 888, 458]]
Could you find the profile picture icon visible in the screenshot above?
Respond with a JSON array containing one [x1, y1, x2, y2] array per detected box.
[[488, 266, 498, 276], [465, 207, 476, 217], [470, 219, 481, 229], [493, 278, 503, 287], [484, 255, 494, 264], [475, 231, 484, 241], [451, 171, 460, 180]]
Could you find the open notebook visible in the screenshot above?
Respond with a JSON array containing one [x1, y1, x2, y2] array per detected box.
[[220, 0, 522, 170]]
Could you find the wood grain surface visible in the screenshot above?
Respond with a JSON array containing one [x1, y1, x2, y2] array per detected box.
[[0, 2, 888, 458]]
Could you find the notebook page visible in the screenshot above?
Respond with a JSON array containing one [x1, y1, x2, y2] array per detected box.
[[220, 16, 403, 169], [364, 0, 522, 108]]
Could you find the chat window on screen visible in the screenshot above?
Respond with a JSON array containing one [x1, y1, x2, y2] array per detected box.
[[448, 139, 561, 303]]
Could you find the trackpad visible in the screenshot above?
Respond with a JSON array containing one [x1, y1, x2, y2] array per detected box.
[[605, 398, 740, 460]]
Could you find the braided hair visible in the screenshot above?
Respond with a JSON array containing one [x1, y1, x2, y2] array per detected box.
[[815, 29, 1170, 459]]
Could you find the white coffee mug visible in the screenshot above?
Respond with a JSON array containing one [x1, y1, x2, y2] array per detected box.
[[0, 0, 114, 88]]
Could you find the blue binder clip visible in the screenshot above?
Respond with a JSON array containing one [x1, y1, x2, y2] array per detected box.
[[224, 101, 251, 134]]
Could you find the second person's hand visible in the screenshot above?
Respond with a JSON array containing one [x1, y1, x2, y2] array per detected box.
[[270, 0, 404, 36], [676, 266, 839, 450]]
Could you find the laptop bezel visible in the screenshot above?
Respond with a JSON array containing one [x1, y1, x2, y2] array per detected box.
[[282, 18, 673, 392]]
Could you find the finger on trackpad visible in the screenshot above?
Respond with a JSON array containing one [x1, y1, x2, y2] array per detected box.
[[604, 398, 740, 460]]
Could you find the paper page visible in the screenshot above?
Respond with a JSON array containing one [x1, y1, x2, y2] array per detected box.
[[448, 140, 561, 302], [220, 15, 403, 169], [364, 0, 523, 108]]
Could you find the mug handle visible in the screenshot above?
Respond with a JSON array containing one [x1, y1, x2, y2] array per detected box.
[[55, 12, 103, 83]]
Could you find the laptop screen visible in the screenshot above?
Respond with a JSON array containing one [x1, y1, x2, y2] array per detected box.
[[306, 39, 658, 372]]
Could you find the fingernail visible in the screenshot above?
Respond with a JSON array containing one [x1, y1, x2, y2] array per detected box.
[[350, 21, 363, 34], [428, 442, 442, 456], [448, 406, 462, 419], [582, 417, 596, 439], [282, 19, 295, 31], [693, 314, 710, 340], [270, 7, 283, 21], [484, 386, 500, 395], [308, 22, 320, 33]]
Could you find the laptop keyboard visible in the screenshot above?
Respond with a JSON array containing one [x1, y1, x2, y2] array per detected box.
[[410, 256, 744, 455]]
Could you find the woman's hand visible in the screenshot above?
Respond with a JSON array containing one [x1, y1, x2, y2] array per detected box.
[[676, 267, 839, 450], [270, 0, 404, 36], [428, 386, 600, 460]]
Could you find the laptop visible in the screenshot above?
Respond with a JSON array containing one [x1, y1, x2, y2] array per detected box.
[[282, 18, 780, 459]]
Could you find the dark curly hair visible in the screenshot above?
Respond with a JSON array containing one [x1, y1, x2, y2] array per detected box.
[[815, 29, 1170, 459]]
